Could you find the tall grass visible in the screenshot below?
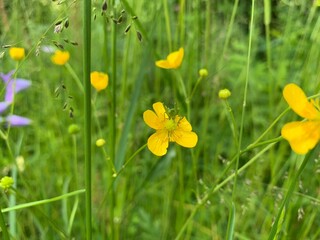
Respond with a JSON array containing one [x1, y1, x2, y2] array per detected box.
[[0, 0, 320, 239]]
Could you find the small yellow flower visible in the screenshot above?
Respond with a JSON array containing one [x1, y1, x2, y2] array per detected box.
[[219, 89, 231, 99], [9, 47, 25, 61], [155, 48, 184, 69], [51, 50, 70, 65], [96, 138, 106, 147], [90, 71, 109, 91], [143, 102, 198, 156], [281, 83, 320, 154], [0, 176, 14, 190]]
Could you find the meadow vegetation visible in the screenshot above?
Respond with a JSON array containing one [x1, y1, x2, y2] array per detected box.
[[1, 0, 320, 239]]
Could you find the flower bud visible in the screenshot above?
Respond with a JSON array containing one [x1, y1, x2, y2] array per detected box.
[[68, 124, 80, 135], [199, 68, 208, 77], [96, 138, 106, 147], [218, 88, 231, 99], [0, 176, 14, 190]]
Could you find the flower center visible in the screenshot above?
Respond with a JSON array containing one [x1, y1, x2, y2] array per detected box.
[[165, 118, 177, 132]]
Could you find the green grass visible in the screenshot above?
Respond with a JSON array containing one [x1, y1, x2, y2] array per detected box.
[[1, 0, 320, 239]]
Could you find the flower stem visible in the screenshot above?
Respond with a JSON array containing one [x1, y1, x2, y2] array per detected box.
[[83, 0, 92, 239], [0, 207, 9, 240], [267, 148, 315, 240]]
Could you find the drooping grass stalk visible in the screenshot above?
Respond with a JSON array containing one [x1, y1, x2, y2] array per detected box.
[[2, 189, 85, 213], [267, 148, 315, 240], [83, 0, 92, 239]]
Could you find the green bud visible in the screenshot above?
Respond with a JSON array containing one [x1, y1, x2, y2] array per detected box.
[[68, 124, 80, 135], [218, 89, 231, 99], [199, 68, 208, 77], [96, 138, 106, 147], [0, 176, 14, 190]]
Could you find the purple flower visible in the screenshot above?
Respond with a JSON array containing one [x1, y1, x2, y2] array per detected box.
[[0, 71, 31, 127], [0, 71, 31, 102]]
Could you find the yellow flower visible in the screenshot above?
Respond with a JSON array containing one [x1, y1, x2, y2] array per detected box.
[[155, 48, 184, 69], [143, 102, 198, 156], [90, 71, 109, 91], [0, 176, 14, 190], [51, 50, 70, 65], [281, 83, 320, 154], [9, 47, 25, 61]]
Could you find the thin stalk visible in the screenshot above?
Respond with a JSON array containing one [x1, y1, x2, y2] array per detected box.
[[163, 0, 172, 51], [219, 0, 239, 68], [232, 0, 255, 204], [267, 148, 315, 240], [109, 2, 117, 237], [175, 142, 276, 240], [0, 207, 9, 240], [83, 0, 92, 239]]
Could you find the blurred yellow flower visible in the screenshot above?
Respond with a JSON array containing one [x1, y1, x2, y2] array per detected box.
[[96, 138, 106, 147], [90, 71, 109, 91], [281, 83, 320, 154], [155, 47, 184, 69], [143, 102, 198, 156], [9, 47, 25, 61], [51, 50, 70, 65], [0, 176, 14, 190]]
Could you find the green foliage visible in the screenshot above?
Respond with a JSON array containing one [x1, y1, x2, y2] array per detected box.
[[0, 0, 320, 239]]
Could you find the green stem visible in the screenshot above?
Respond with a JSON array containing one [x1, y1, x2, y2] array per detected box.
[[83, 0, 92, 239], [175, 141, 276, 240], [65, 63, 84, 93], [0, 207, 9, 240], [163, 0, 172, 51], [2, 189, 85, 213], [268, 148, 315, 240]]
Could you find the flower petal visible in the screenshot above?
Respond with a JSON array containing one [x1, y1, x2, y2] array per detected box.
[[5, 79, 31, 102], [167, 47, 184, 69], [281, 121, 320, 154], [283, 83, 319, 120], [0, 71, 14, 83], [147, 130, 169, 156], [6, 115, 31, 126], [143, 110, 164, 130], [171, 130, 198, 148], [155, 60, 173, 69], [153, 102, 167, 118], [0, 102, 10, 113], [176, 116, 192, 131]]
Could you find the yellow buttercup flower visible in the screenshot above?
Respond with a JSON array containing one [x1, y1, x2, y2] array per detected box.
[[51, 50, 70, 65], [90, 71, 109, 91], [143, 102, 198, 156], [281, 83, 320, 154], [155, 48, 184, 69], [9, 47, 25, 61]]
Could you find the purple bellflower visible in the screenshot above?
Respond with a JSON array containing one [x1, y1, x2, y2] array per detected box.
[[0, 70, 31, 126]]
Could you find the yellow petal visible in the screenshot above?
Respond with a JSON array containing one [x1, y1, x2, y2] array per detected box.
[[155, 48, 184, 69], [153, 102, 167, 118], [155, 60, 172, 69], [143, 110, 164, 130], [176, 116, 192, 131], [167, 47, 184, 69], [90, 71, 109, 91], [171, 130, 198, 148], [283, 83, 319, 120], [147, 130, 169, 156], [281, 121, 320, 154]]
